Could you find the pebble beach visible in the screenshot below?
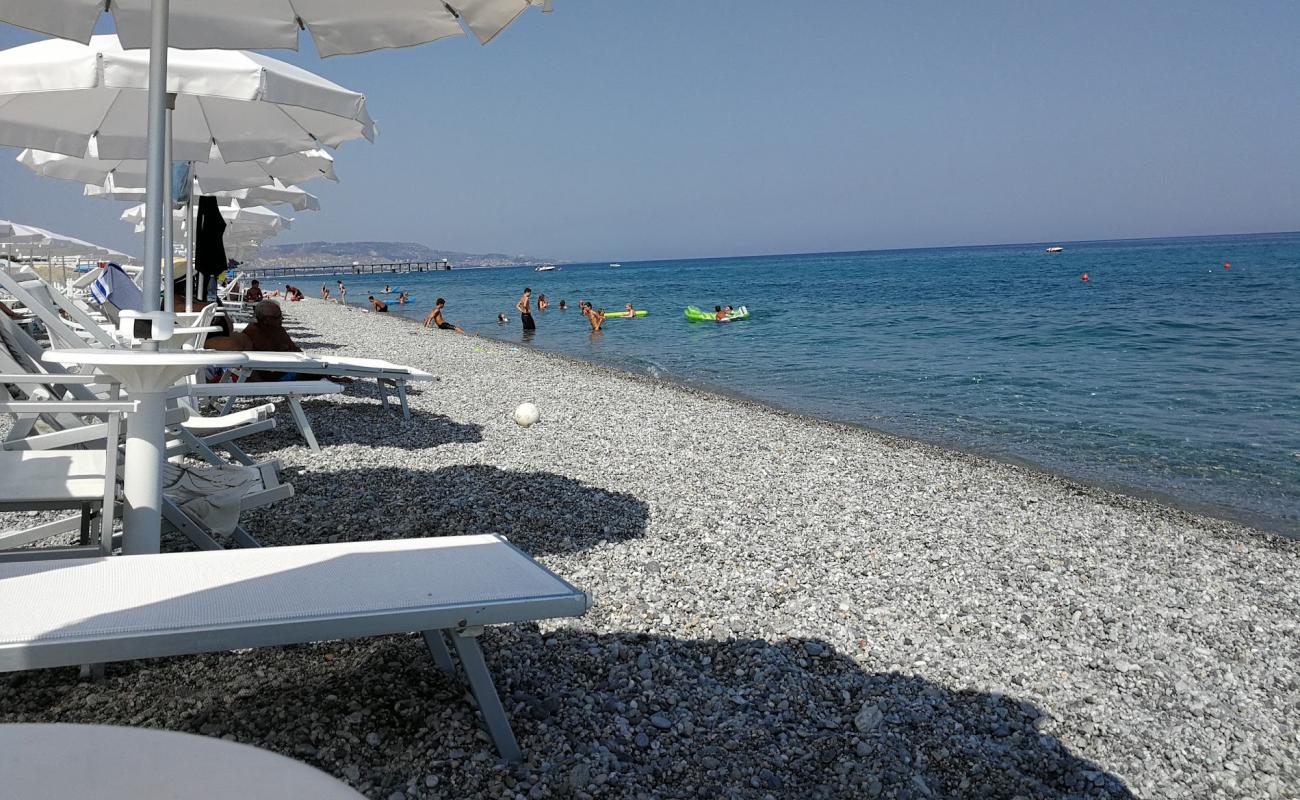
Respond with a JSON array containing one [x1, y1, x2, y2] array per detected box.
[[3, 298, 1297, 799]]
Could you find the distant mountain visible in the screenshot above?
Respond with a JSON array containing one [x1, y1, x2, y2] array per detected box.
[[248, 241, 551, 269]]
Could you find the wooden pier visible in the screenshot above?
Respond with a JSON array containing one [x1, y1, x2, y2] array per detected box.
[[243, 260, 452, 280]]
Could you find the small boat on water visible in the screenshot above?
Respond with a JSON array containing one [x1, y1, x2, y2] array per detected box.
[[1045, 246, 1065, 253], [609, 263, 621, 268], [534, 264, 556, 272]]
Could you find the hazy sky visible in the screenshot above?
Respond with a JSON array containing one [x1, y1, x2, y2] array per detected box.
[[1, 2, 1297, 262]]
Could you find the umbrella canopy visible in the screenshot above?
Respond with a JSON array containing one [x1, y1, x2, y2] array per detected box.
[[0, 0, 553, 56], [123, 201, 291, 238], [18, 143, 339, 193], [0, 34, 376, 161], [86, 178, 321, 212], [0, 220, 129, 259]]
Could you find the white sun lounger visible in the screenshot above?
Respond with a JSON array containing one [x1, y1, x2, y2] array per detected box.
[[0, 382, 131, 560], [0, 536, 592, 761]]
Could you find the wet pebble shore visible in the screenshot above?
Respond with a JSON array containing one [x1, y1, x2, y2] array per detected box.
[[3, 298, 1297, 799]]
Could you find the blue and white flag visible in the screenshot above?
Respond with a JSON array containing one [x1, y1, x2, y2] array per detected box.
[[90, 263, 144, 312]]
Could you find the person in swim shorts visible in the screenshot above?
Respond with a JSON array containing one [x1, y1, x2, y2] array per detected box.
[[423, 298, 463, 333], [516, 287, 536, 331]]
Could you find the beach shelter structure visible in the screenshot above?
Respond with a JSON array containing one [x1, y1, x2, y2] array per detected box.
[[0, 34, 374, 309], [88, 179, 322, 213], [0, 0, 551, 553], [20, 142, 327, 302], [18, 144, 339, 194], [0, 0, 551, 315]]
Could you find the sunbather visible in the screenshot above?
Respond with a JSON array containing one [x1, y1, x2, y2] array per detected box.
[[207, 300, 302, 382]]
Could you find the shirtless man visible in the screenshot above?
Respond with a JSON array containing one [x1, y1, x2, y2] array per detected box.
[[516, 287, 536, 331], [368, 295, 389, 312], [587, 306, 606, 332], [422, 297, 463, 333]]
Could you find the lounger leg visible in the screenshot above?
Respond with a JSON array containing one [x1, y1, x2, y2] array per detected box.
[[379, 382, 391, 414], [230, 525, 262, 549], [422, 630, 455, 675], [221, 441, 256, 466], [160, 500, 224, 551], [397, 382, 411, 421], [287, 397, 320, 451], [450, 627, 522, 763]]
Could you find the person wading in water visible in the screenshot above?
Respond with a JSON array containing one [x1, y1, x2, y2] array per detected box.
[[516, 287, 536, 331]]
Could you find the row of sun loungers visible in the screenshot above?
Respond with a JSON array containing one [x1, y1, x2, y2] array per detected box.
[[0, 266, 587, 759]]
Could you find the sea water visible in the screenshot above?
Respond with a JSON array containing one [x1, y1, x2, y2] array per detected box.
[[313, 232, 1300, 535]]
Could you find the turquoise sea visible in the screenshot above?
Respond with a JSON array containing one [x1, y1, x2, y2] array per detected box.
[[317, 232, 1300, 535]]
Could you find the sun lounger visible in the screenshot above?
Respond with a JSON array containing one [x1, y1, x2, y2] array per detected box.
[[0, 535, 592, 761], [220, 353, 435, 420], [0, 381, 131, 561]]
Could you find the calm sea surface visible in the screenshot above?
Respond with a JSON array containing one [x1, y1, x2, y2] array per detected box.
[[315, 233, 1300, 535]]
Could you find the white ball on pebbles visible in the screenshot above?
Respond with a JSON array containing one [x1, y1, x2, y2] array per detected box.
[[513, 402, 540, 427]]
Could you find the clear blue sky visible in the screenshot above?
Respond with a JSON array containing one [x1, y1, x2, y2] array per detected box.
[[1, 2, 1297, 262]]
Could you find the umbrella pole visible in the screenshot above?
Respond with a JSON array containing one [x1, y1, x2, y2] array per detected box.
[[185, 165, 195, 313], [140, 0, 172, 320], [161, 108, 175, 313], [162, 107, 174, 313]]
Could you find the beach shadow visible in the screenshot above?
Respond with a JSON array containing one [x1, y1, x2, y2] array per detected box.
[[250, 464, 649, 553], [235, 400, 480, 452], [1, 630, 1133, 799]]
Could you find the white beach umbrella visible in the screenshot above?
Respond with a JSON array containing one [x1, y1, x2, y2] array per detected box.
[[18, 144, 339, 194], [2, 0, 546, 318], [0, 0, 553, 56], [0, 33, 372, 312], [0, 35, 376, 162], [87, 179, 322, 212], [123, 201, 292, 238]]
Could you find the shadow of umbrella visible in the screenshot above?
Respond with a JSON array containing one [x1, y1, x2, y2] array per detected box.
[[3, 628, 1134, 799], [243, 464, 650, 555]]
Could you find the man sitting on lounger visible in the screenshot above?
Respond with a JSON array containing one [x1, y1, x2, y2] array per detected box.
[[208, 300, 301, 382]]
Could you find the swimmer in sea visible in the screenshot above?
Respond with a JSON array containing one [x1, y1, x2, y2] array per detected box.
[[497, 313, 508, 324], [587, 307, 606, 332], [624, 303, 636, 318], [422, 297, 463, 333], [714, 305, 726, 321], [397, 291, 409, 304], [538, 293, 549, 311], [516, 287, 536, 331], [383, 284, 391, 293], [558, 299, 568, 310]]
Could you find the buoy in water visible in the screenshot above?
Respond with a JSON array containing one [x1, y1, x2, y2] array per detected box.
[[1224, 262, 1231, 270], [1081, 272, 1090, 282]]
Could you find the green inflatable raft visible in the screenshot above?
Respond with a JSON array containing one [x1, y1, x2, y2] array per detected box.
[[685, 305, 749, 322], [604, 310, 648, 318]]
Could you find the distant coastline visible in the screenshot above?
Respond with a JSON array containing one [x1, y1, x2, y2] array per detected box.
[[248, 229, 1299, 272]]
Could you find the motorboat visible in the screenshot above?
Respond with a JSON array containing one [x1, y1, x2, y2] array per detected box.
[[1045, 246, 1064, 253], [609, 263, 621, 268], [534, 264, 556, 272]]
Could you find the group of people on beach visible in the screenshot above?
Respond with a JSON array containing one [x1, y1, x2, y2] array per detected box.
[[305, 280, 652, 338]]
